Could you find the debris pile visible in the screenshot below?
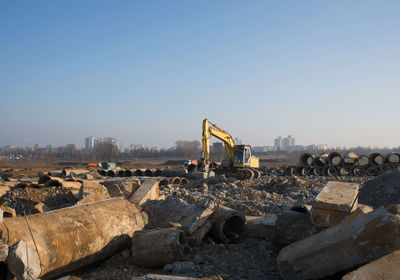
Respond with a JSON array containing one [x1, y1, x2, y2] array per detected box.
[[0, 166, 399, 279]]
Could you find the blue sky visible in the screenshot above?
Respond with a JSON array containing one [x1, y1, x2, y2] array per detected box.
[[1, 1, 400, 148]]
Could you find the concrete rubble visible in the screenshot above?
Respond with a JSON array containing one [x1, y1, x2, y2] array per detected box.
[[342, 250, 400, 280], [277, 204, 400, 279], [310, 181, 359, 228], [0, 165, 400, 279]]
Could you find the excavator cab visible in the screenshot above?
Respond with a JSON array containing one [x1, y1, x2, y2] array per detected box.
[[233, 145, 257, 167]]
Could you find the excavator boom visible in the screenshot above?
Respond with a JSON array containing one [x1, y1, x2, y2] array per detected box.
[[202, 119, 235, 165]]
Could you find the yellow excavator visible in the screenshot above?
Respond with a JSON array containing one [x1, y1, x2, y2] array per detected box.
[[198, 119, 260, 179]]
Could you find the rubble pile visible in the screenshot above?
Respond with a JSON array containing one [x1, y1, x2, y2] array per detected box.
[[358, 169, 400, 208], [0, 167, 399, 280]]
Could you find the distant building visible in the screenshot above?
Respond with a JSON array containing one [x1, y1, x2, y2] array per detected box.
[[274, 135, 295, 151], [85, 136, 95, 151]]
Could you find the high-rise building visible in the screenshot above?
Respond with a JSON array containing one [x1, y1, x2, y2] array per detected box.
[[85, 136, 95, 151], [274, 135, 295, 151], [274, 136, 282, 150]]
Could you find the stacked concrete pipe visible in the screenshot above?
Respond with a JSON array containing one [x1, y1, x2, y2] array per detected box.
[[287, 151, 400, 177]]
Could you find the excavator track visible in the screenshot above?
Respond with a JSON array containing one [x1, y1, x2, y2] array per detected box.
[[214, 167, 260, 180]]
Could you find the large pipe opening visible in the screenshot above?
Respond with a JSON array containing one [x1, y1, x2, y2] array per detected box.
[[369, 153, 384, 166], [328, 152, 343, 166], [300, 153, 314, 166], [222, 216, 245, 242]]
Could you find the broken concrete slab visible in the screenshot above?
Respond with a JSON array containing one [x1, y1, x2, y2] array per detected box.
[[77, 184, 111, 205], [278, 205, 400, 280], [245, 216, 277, 241], [142, 198, 215, 239], [129, 178, 160, 205], [344, 204, 374, 221], [7, 240, 41, 280], [132, 227, 192, 268], [31, 202, 49, 214], [101, 179, 139, 198], [342, 250, 400, 280], [311, 181, 359, 227], [1, 197, 148, 279]]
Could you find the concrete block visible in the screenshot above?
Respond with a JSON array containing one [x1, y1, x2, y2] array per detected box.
[[311, 181, 359, 227], [129, 178, 159, 205], [7, 240, 41, 280], [342, 250, 400, 280], [142, 198, 215, 239], [77, 184, 111, 205], [278, 205, 400, 280], [276, 209, 321, 246], [132, 227, 192, 268], [245, 216, 277, 241]]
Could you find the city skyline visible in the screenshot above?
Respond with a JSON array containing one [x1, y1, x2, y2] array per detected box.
[[2, 1, 400, 148]]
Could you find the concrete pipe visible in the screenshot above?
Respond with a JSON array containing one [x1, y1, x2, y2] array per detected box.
[[315, 152, 330, 167], [62, 169, 88, 177], [369, 153, 385, 167], [38, 174, 56, 184], [144, 169, 153, 177], [158, 178, 169, 186], [299, 153, 315, 166], [131, 227, 192, 268], [135, 169, 143, 176], [366, 166, 381, 176], [386, 152, 400, 164], [253, 170, 261, 179], [106, 170, 116, 177], [285, 166, 296, 176], [2, 197, 148, 279], [339, 166, 351, 176], [154, 169, 162, 176], [352, 165, 366, 176], [209, 205, 246, 243], [187, 164, 197, 173], [124, 170, 133, 177], [169, 177, 181, 185], [344, 152, 358, 165], [328, 152, 343, 166], [98, 170, 107, 176], [295, 166, 306, 176], [383, 163, 398, 172], [117, 170, 125, 177], [313, 167, 322, 176], [356, 155, 370, 167], [304, 167, 314, 176], [322, 165, 338, 177], [179, 178, 189, 186]]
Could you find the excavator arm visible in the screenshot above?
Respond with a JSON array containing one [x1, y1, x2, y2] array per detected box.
[[202, 119, 235, 165]]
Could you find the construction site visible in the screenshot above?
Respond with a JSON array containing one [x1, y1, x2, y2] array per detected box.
[[0, 118, 400, 280], [2, 1, 400, 279]]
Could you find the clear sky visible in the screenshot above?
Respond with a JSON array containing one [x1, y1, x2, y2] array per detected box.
[[1, 1, 400, 148]]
